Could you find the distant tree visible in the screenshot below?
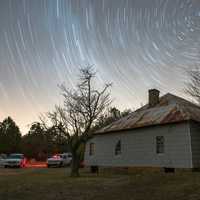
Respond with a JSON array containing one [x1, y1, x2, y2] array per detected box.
[[93, 107, 132, 131], [121, 108, 132, 117], [110, 107, 121, 119], [22, 123, 69, 160], [185, 67, 200, 104], [45, 125, 69, 154], [21, 122, 46, 160], [41, 67, 111, 176], [0, 117, 21, 154]]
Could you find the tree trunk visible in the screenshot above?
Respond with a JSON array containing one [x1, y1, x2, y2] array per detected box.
[[70, 153, 80, 177]]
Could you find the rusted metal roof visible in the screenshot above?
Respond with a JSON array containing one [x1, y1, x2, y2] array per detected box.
[[96, 93, 200, 134]]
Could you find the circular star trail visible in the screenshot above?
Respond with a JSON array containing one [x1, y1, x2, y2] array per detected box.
[[0, 0, 199, 133]]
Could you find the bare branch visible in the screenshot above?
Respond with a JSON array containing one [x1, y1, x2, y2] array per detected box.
[[40, 66, 112, 176], [185, 67, 200, 104]]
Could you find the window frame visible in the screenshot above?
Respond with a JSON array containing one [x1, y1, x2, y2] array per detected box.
[[115, 140, 122, 156], [156, 136, 164, 154], [89, 142, 95, 156]]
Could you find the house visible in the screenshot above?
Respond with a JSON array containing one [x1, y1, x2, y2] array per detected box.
[[84, 89, 200, 170]]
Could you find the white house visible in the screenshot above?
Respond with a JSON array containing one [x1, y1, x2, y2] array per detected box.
[[84, 89, 200, 170]]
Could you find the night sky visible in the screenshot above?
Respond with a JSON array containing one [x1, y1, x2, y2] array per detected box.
[[0, 0, 200, 134]]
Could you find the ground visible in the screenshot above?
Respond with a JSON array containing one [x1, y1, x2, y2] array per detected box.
[[0, 167, 200, 200]]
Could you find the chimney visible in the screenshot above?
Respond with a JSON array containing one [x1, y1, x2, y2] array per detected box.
[[148, 89, 160, 107]]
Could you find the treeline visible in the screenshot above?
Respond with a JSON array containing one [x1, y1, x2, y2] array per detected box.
[[0, 117, 69, 160], [0, 107, 132, 161], [21, 123, 69, 160], [0, 117, 21, 154]]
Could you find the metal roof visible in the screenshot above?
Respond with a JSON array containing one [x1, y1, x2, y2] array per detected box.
[[96, 93, 200, 134]]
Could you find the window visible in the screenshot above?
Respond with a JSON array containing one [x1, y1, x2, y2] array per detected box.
[[156, 136, 164, 154], [89, 143, 95, 156], [62, 155, 67, 159], [115, 140, 121, 155]]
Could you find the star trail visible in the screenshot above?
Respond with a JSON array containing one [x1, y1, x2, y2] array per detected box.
[[0, 0, 199, 133]]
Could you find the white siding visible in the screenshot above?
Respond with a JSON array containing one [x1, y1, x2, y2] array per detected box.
[[190, 121, 200, 168], [85, 122, 192, 168]]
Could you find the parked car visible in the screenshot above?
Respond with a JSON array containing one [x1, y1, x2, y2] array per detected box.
[[47, 153, 72, 168], [0, 154, 7, 167], [4, 153, 26, 168]]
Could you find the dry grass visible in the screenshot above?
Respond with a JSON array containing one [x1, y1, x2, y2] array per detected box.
[[0, 167, 200, 200]]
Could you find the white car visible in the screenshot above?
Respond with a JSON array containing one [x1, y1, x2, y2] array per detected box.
[[47, 153, 72, 168], [0, 154, 7, 167], [4, 153, 26, 168]]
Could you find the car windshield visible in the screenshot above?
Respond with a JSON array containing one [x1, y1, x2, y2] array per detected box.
[[61, 155, 66, 159], [8, 154, 23, 159], [60, 154, 72, 158], [0, 154, 6, 159], [52, 155, 61, 159]]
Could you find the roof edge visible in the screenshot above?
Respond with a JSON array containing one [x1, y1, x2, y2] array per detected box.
[[93, 119, 197, 136]]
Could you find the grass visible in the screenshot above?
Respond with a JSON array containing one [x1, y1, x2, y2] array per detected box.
[[1, 167, 200, 200]]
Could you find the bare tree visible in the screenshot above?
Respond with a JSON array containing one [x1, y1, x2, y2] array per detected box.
[[185, 67, 200, 104], [41, 67, 111, 176]]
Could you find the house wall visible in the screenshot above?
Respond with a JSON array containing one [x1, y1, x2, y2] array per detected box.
[[84, 122, 192, 168], [190, 121, 200, 168]]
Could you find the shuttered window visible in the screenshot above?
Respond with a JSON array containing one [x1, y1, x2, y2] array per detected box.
[[89, 143, 95, 156], [115, 140, 121, 155], [156, 136, 164, 154]]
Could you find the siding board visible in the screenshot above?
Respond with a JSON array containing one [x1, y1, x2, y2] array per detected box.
[[190, 121, 200, 168], [85, 122, 192, 168]]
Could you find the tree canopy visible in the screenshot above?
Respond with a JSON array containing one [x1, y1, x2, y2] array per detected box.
[[21, 122, 69, 160], [0, 117, 21, 154], [186, 67, 200, 104], [42, 67, 112, 176]]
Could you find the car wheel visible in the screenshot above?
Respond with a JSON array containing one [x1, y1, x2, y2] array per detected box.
[[4, 165, 7, 168], [47, 164, 50, 168]]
